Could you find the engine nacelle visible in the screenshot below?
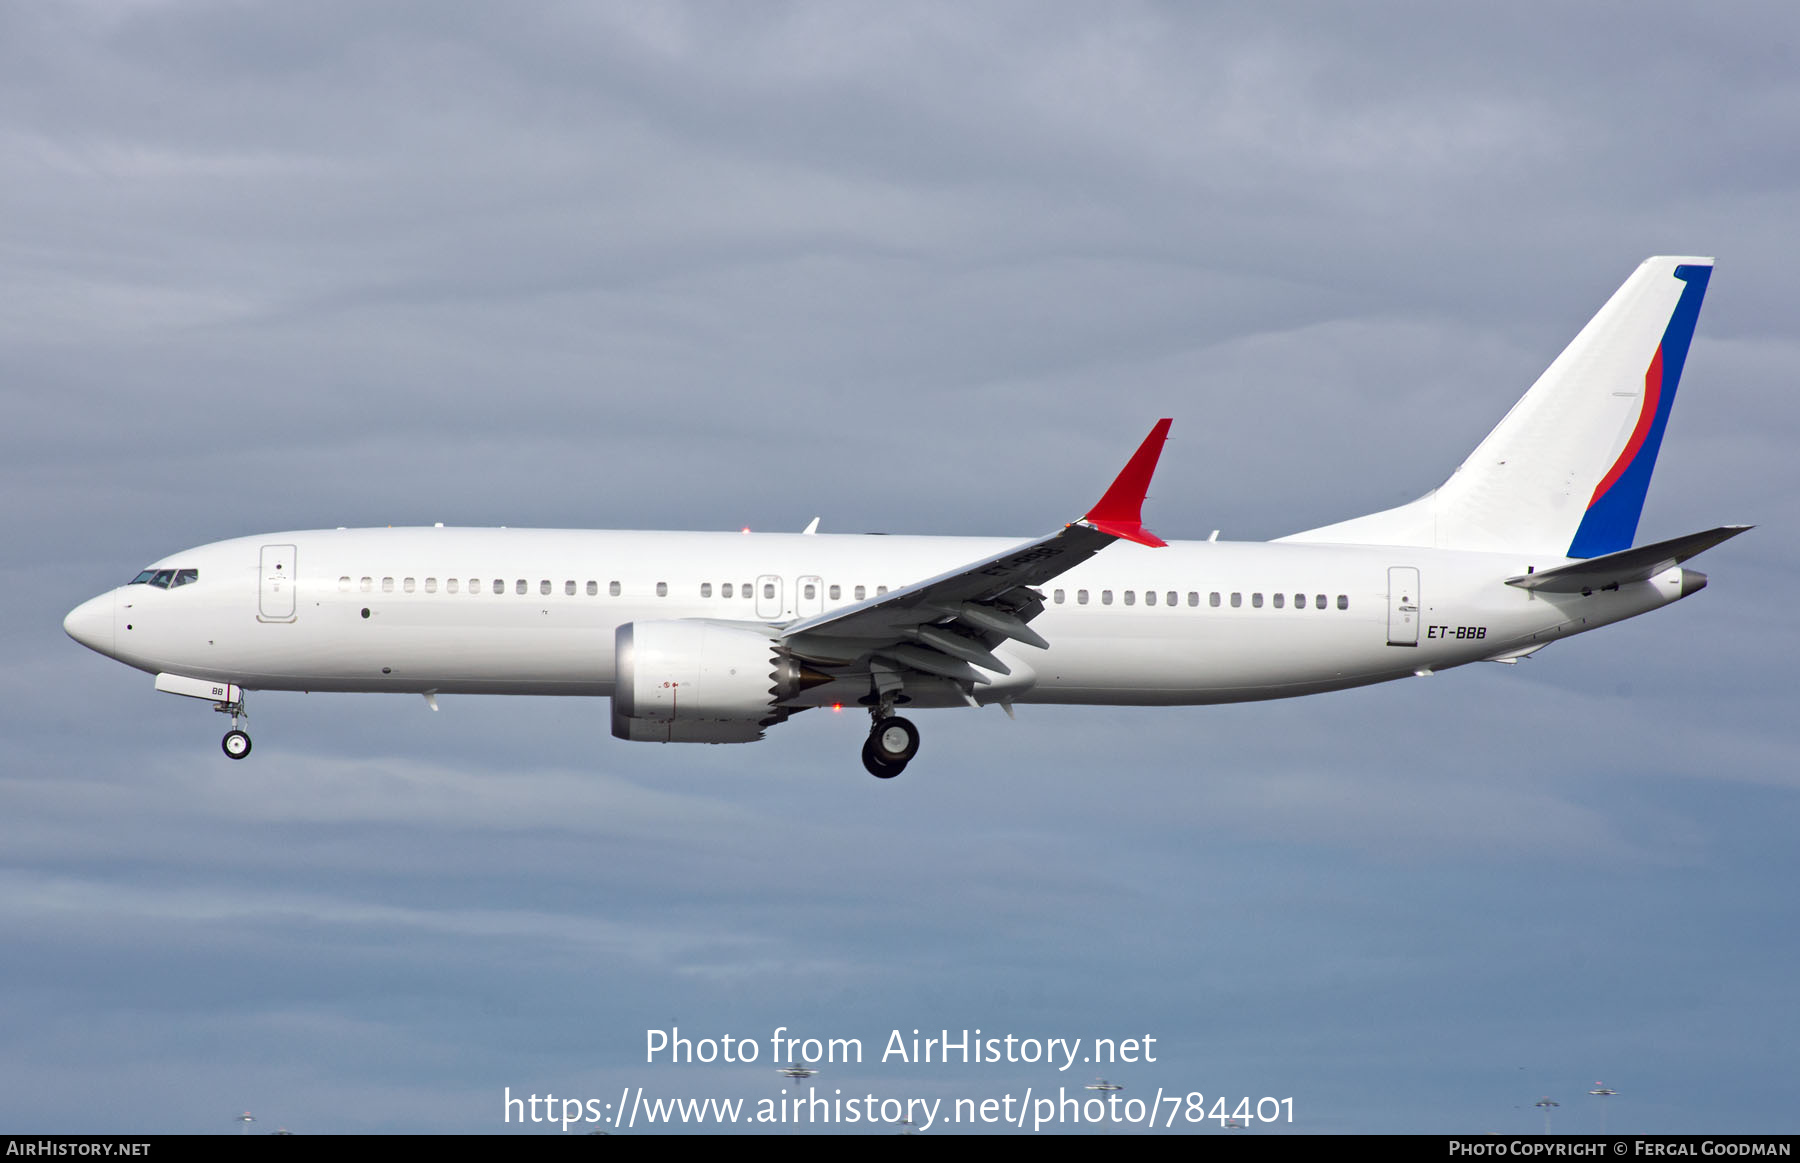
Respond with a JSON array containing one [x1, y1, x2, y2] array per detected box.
[[611, 621, 819, 744]]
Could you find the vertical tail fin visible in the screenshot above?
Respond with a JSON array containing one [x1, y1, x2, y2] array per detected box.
[[1563, 260, 1712, 556], [1282, 257, 1713, 558]]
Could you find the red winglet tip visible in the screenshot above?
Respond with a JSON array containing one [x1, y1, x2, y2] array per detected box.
[[1084, 419, 1172, 543], [1086, 519, 1167, 548]]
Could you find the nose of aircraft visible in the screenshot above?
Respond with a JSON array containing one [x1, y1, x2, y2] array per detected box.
[[64, 591, 115, 655]]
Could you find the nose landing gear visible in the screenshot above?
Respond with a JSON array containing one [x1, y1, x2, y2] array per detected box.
[[215, 693, 251, 760]]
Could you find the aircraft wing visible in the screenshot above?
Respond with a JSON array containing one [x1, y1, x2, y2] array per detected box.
[[1505, 525, 1751, 593], [779, 420, 1172, 685]]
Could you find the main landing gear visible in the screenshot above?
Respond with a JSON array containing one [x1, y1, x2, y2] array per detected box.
[[861, 714, 919, 779], [216, 693, 251, 760]]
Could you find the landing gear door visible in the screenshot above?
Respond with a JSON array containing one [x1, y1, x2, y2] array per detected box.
[[1387, 566, 1419, 647], [259, 544, 297, 622]]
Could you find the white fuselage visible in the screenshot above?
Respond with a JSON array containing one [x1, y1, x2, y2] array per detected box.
[[67, 526, 1688, 710], [60, 258, 1730, 768]]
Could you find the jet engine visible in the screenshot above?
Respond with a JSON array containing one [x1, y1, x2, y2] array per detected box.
[[610, 621, 826, 743]]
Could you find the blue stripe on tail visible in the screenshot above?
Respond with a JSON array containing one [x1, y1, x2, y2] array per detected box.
[[1565, 263, 1711, 559]]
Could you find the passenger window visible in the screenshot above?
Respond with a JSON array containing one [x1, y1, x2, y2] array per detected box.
[[657, 582, 668, 597], [493, 580, 505, 595], [1230, 593, 1242, 608], [383, 577, 395, 593], [1316, 594, 1327, 610], [361, 577, 373, 592], [829, 584, 841, 600], [803, 583, 816, 600], [1102, 590, 1113, 605], [1078, 589, 1089, 605], [539, 580, 550, 595], [1124, 590, 1135, 606], [721, 583, 733, 598], [515, 579, 527, 595], [1054, 589, 1065, 604], [1251, 592, 1263, 608], [762, 583, 774, 599], [404, 577, 416, 593], [587, 581, 598, 596], [339, 576, 352, 592], [1295, 593, 1306, 608], [1167, 591, 1178, 607], [701, 583, 713, 598], [447, 578, 459, 594], [564, 580, 575, 596], [1273, 593, 1284, 609], [609, 581, 621, 597], [1338, 595, 1348, 610], [467, 579, 478, 594], [1188, 592, 1198, 607], [1144, 590, 1156, 606], [1209, 592, 1220, 607], [876, 585, 888, 596], [854, 585, 866, 600], [425, 578, 438, 593]]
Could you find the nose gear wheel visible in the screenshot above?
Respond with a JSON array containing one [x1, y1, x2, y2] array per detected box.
[[215, 693, 252, 760]]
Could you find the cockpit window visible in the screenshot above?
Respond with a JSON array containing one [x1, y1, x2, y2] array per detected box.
[[129, 568, 198, 589]]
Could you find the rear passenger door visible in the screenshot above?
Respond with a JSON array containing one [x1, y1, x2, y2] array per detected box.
[[1386, 566, 1419, 646]]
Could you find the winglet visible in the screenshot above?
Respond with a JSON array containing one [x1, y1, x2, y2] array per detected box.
[[1082, 419, 1172, 547]]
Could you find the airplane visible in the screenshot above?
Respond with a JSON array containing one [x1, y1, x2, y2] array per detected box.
[[64, 256, 1747, 779]]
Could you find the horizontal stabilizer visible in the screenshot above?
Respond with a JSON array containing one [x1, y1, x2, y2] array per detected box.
[[1506, 525, 1751, 593]]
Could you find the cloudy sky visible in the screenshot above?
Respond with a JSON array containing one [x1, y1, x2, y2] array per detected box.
[[5, 0, 1797, 1135]]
